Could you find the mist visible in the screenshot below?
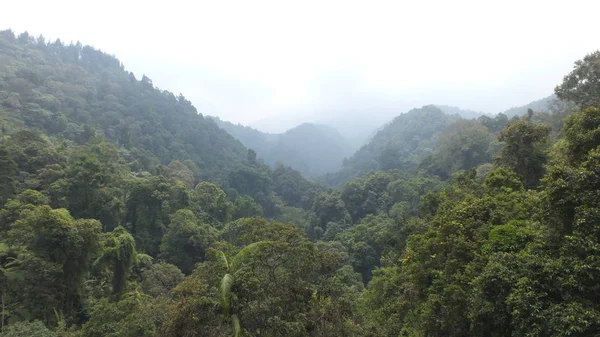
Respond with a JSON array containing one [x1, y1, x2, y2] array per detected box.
[[2, 0, 599, 137]]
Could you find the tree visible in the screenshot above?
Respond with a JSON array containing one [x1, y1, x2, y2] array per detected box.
[[124, 176, 174, 256], [79, 292, 169, 337], [246, 149, 257, 165], [555, 50, 600, 108], [4, 205, 101, 323], [232, 195, 263, 219], [433, 120, 491, 176], [189, 182, 233, 225], [166, 160, 194, 189], [216, 241, 274, 337], [159, 209, 217, 274], [311, 190, 350, 235], [94, 226, 136, 298], [65, 146, 125, 231], [562, 106, 600, 164], [141, 262, 184, 297], [496, 119, 550, 188], [0, 146, 17, 205], [0, 320, 57, 337], [478, 113, 509, 133], [341, 171, 394, 222]]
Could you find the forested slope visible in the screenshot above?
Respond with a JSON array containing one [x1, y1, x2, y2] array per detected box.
[[2, 27, 600, 337], [502, 94, 556, 117], [322, 105, 461, 185], [211, 117, 353, 177], [0, 30, 248, 182], [209, 116, 279, 157]]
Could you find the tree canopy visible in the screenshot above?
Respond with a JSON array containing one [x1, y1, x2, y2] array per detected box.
[[1, 29, 600, 337]]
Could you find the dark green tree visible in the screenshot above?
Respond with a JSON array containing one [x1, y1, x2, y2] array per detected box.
[[496, 119, 550, 188], [94, 226, 136, 298], [232, 195, 263, 219], [159, 209, 217, 274], [0, 146, 17, 205]]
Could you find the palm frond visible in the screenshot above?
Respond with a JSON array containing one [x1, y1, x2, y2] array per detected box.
[[232, 314, 241, 337], [217, 250, 230, 272], [230, 241, 273, 272], [220, 273, 234, 315]]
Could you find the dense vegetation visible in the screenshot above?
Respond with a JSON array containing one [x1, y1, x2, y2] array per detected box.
[[322, 105, 462, 185], [501, 94, 556, 118], [211, 118, 353, 178], [1, 28, 600, 337]]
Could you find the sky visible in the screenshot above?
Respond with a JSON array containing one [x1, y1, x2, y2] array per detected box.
[[2, 0, 599, 133]]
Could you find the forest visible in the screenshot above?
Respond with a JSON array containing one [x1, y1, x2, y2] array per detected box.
[[209, 118, 353, 178], [0, 28, 600, 337]]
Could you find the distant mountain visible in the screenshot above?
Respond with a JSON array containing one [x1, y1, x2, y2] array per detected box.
[[322, 105, 459, 186], [210, 117, 353, 177], [209, 117, 279, 155], [502, 95, 556, 117], [248, 93, 406, 151], [248, 109, 383, 151], [435, 105, 487, 119]]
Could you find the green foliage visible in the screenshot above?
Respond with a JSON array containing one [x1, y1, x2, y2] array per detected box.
[[562, 106, 600, 164], [311, 190, 350, 235], [0, 320, 57, 337], [79, 293, 168, 337], [483, 167, 524, 192], [94, 227, 136, 297], [165, 160, 195, 189], [123, 175, 175, 256], [478, 112, 509, 132], [0, 145, 17, 205], [2, 28, 600, 337], [0, 31, 249, 181], [159, 209, 217, 274], [233, 195, 263, 219], [430, 119, 492, 177], [271, 164, 320, 209], [482, 220, 535, 253], [189, 182, 233, 225], [334, 214, 393, 282], [3, 204, 101, 323], [227, 165, 282, 217], [140, 262, 184, 297], [501, 95, 556, 118], [496, 118, 551, 188], [341, 171, 396, 222], [161, 274, 228, 337], [324, 105, 459, 185], [555, 50, 600, 108]]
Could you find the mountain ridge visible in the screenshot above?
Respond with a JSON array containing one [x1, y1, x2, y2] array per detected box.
[[210, 116, 353, 177]]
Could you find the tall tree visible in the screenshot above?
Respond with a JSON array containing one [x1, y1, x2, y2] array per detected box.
[[555, 50, 600, 108], [159, 209, 216, 274], [0, 146, 17, 204], [94, 226, 136, 298], [496, 118, 550, 188], [216, 241, 273, 337]]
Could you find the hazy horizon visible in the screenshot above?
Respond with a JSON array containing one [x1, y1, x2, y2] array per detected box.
[[2, 0, 598, 133]]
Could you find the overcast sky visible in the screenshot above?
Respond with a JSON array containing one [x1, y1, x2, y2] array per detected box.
[[2, 0, 599, 132]]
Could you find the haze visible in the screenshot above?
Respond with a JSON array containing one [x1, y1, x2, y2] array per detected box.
[[2, 0, 598, 135]]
